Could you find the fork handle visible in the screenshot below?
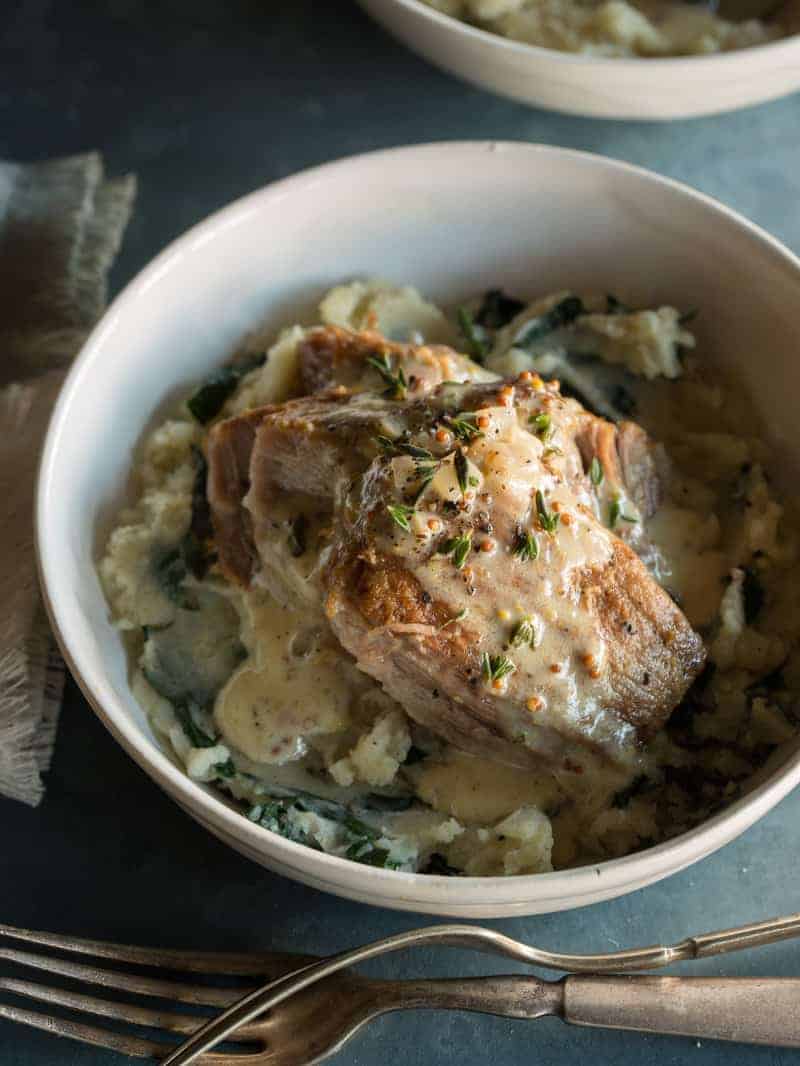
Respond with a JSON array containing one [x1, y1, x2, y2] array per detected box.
[[563, 975, 800, 1047]]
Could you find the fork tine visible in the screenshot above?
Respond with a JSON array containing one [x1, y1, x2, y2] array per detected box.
[[0, 947, 241, 1006], [0, 923, 310, 977], [0, 977, 264, 1041], [0, 1001, 251, 1062], [0, 1000, 164, 1058]]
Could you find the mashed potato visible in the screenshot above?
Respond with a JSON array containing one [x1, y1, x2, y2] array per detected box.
[[422, 0, 787, 57], [99, 280, 800, 876]]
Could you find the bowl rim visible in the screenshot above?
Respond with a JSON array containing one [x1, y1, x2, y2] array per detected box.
[[371, 0, 800, 69], [36, 140, 800, 909]]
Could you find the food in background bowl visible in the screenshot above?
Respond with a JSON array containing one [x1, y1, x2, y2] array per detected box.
[[100, 278, 800, 877], [420, 0, 791, 56]]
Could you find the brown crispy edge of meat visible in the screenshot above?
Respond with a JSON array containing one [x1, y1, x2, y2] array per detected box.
[[578, 539, 706, 741], [205, 407, 273, 585]]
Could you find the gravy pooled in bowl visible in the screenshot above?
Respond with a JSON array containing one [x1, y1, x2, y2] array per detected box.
[[99, 281, 800, 876]]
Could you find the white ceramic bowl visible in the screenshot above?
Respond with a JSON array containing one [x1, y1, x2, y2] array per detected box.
[[357, 0, 800, 119], [37, 142, 800, 917]]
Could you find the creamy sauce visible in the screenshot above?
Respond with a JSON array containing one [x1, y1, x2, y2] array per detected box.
[[375, 391, 638, 760]]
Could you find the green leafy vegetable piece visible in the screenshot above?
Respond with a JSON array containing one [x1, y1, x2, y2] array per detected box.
[[474, 289, 525, 330], [363, 794, 415, 812], [187, 353, 266, 424], [424, 852, 461, 875], [152, 547, 197, 610], [590, 456, 604, 486], [515, 296, 585, 348], [185, 445, 215, 579], [214, 758, 237, 779], [174, 701, 216, 748], [141, 590, 246, 710], [457, 307, 489, 362]]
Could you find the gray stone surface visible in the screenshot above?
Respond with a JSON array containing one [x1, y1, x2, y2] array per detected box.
[[1, 2, 799, 1062]]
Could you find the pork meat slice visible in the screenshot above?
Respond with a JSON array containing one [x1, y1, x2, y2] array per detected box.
[[297, 325, 495, 395], [207, 329, 492, 584], [234, 375, 705, 768]]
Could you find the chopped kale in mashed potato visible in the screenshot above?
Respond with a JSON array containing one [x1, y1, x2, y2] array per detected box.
[[100, 279, 800, 876]]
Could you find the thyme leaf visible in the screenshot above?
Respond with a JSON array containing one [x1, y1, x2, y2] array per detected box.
[[376, 435, 434, 460], [529, 412, 552, 441], [442, 413, 484, 442], [454, 448, 469, 495], [367, 352, 408, 400], [411, 459, 439, 503], [535, 490, 560, 535], [609, 496, 637, 528], [387, 503, 415, 532], [512, 527, 539, 562], [438, 531, 472, 570], [440, 607, 468, 630], [481, 652, 516, 684], [590, 456, 604, 486], [510, 618, 537, 649]]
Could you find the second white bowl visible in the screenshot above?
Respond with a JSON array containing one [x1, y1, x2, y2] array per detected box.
[[358, 0, 800, 119]]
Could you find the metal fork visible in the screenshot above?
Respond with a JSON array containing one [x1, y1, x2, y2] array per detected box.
[[1, 916, 800, 1064]]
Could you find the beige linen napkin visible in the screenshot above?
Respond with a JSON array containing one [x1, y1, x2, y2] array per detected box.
[[0, 153, 136, 805]]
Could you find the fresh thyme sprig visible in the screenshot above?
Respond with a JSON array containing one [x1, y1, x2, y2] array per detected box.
[[529, 412, 553, 441], [510, 618, 538, 649], [367, 352, 408, 400], [454, 448, 469, 495], [387, 503, 415, 532], [609, 496, 637, 528], [375, 435, 433, 460], [512, 527, 539, 562], [481, 653, 516, 685], [442, 413, 484, 443], [437, 531, 472, 570], [535, 490, 560, 535]]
